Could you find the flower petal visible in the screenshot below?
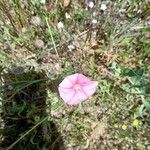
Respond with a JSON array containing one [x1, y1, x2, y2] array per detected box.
[[67, 89, 87, 105], [82, 81, 98, 98], [59, 73, 78, 88], [58, 87, 75, 103], [76, 73, 92, 85], [58, 73, 98, 105]]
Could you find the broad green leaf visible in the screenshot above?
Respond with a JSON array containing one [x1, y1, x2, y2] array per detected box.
[[122, 68, 144, 77], [142, 99, 150, 113]]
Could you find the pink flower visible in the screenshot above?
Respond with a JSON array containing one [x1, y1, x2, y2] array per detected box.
[[58, 73, 98, 105]]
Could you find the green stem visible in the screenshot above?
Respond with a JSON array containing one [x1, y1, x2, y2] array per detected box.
[[6, 116, 48, 150], [45, 17, 59, 58]]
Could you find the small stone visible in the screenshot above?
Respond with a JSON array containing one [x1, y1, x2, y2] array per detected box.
[[100, 4, 107, 11], [88, 1, 94, 8], [92, 19, 97, 24], [52, 111, 65, 118], [91, 39, 99, 49], [21, 27, 27, 33], [34, 39, 44, 48], [57, 22, 64, 31], [67, 45, 75, 51], [65, 12, 71, 19], [64, 0, 70, 7], [30, 16, 41, 26]]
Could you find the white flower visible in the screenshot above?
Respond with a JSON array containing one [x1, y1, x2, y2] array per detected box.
[[65, 13, 71, 19], [88, 1, 94, 8], [100, 4, 107, 11], [92, 19, 97, 24], [57, 22, 64, 30], [39, 0, 45, 4], [68, 45, 75, 51]]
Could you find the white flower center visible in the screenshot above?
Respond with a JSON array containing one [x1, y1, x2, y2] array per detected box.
[[74, 84, 81, 90]]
